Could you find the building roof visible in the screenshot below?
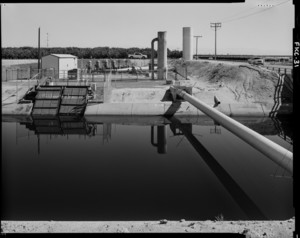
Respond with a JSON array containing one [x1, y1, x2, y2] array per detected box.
[[47, 54, 78, 58]]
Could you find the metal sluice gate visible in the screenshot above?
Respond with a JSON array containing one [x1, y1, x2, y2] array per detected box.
[[31, 85, 89, 116]]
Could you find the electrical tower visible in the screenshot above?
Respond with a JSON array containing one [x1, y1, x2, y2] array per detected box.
[[210, 23, 221, 60], [194, 35, 202, 60]]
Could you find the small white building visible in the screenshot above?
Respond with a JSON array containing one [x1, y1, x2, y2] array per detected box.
[[42, 54, 78, 79]]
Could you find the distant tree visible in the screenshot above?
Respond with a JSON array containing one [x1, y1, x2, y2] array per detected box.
[[168, 50, 182, 58], [2, 46, 182, 59]]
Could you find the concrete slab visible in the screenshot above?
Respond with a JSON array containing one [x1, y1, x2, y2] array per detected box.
[[229, 103, 265, 117], [85, 103, 133, 115], [131, 103, 165, 115], [2, 103, 33, 115], [163, 101, 198, 116], [215, 103, 231, 116], [84, 104, 102, 115]]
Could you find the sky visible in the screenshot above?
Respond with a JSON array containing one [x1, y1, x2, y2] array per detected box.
[[1, 1, 294, 55]]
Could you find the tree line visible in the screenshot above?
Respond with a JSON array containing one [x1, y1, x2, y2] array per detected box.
[[2, 47, 183, 59]]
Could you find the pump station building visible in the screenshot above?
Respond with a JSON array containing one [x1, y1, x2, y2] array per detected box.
[[42, 54, 78, 79]]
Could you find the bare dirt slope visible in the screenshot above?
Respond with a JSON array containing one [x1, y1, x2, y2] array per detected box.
[[172, 60, 279, 105], [109, 60, 279, 106]]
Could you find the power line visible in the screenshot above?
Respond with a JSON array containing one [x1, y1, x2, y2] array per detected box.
[[218, 5, 258, 22], [217, 0, 288, 23], [222, 0, 291, 24]]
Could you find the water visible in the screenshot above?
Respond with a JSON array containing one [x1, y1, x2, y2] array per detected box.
[[1, 115, 293, 221]]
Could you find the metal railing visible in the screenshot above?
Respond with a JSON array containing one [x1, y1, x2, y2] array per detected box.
[[78, 58, 152, 71], [265, 66, 293, 76]]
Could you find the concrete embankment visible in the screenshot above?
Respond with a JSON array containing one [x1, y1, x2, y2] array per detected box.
[[84, 101, 274, 117], [1, 60, 293, 117]]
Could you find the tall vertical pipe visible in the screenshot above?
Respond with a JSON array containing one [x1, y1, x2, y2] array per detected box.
[[157, 31, 167, 80], [151, 37, 158, 80], [183, 27, 193, 61]]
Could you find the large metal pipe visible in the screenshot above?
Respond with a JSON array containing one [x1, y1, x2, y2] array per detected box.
[[183, 27, 193, 61], [170, 86, 293, 174], [157, 31, 167, 80], [151, 37, 158, 80]]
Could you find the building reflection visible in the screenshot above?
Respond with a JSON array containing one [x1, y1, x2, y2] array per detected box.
[[21, 115, 111, 154]]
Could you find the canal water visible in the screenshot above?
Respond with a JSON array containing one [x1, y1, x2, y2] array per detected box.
[[1, 115, 293, 221]]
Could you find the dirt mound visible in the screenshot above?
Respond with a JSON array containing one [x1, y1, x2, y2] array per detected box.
[[173, 60, 279, 105]]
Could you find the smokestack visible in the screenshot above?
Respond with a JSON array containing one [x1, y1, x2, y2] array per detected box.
[[183, 27, 193, 60]]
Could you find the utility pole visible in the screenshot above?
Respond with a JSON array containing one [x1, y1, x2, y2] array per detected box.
[[194, 35, 202, 60], [47, 33, 49, 47], [210, 23, 221, 60], [38, 27, 41, 77]]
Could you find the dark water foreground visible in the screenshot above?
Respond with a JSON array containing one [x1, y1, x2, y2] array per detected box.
[[1, 115, 293, 221]]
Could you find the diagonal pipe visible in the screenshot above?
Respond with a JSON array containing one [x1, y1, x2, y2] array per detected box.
[[170, 86, 293, 174]]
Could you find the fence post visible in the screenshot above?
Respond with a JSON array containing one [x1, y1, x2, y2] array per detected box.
[[278, 68, 280, 74], [284, 68, 287, 75]]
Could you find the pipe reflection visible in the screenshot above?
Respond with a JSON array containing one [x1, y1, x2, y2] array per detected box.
[[167, 116, 267, 220], [151, 125, 167, 154]]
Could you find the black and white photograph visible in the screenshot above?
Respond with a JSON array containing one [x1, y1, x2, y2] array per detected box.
[[1, 1, 296, 236]]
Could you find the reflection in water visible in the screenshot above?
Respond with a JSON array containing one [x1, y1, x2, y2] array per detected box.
[[168, 116, 267, 220], [151, 126, 167, 154], [22, 116, 110, 154], [2, 115, 293, 221]]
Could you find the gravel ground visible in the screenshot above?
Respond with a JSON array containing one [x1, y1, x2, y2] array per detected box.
[[1, 218, 295, 236]]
